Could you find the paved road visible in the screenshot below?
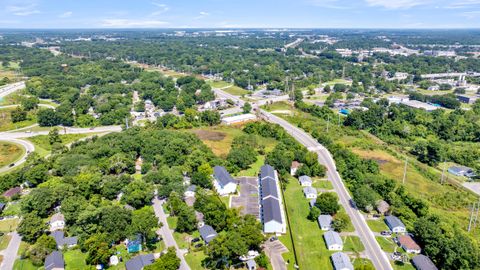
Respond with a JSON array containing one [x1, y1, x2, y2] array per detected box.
[[152, 197, 190, 270], [0, 82, 25, 99], [0, 103, 55, 110], [0, 231, 21, 270], [0, 139, 35, 174], [214, 88, 392, 270]]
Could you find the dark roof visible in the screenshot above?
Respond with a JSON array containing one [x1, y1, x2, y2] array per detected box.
[[0, 203, 5, 211], [45, 251, 65, 270], [186, 185, 197, 192], [262, 197, 282, 224], [2, 186, 21, 198], [412, 255, 438, 270], [213, 166, 235, 187], [260, 178, 279, 199], [199, 225, 217, 244], [125, 254, 155, 270], [385, 215, 405, 229], [260, 165, 276, 181], [51, 230, 77, 247]]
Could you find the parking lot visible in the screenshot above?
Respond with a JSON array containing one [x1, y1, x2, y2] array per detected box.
[[231, 177, 260, 219]]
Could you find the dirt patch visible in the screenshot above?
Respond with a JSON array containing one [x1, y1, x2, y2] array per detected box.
[[191, 130, 227, 141], [0, 142, 22, 167]]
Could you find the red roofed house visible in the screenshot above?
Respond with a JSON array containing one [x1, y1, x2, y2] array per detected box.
[[290, 161, 301, 176], [399, 235, 421, 254], [3, 187, 22, 199]]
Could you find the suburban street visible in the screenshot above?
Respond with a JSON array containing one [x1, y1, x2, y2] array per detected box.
[[0, 231, 21, 270], [0, 138, 35, 174], [0, 82, 25, 99], [215, 87, 393, 270], [152, 197, 191, 270]]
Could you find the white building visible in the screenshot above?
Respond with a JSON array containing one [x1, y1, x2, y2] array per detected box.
[[50, 213, 65, 231], [331, 252, 354, 270], [260, 165, 286, 235], [212, 166, 237, 196], [303, 186, 318, 199], [298, 175, 312, 187], [324, 231, 343, 251], [318, 215, 333, 231], [221, 113, 257, 125]]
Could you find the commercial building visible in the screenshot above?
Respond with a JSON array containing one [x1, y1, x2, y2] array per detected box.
[[221, 113, 257, 125]]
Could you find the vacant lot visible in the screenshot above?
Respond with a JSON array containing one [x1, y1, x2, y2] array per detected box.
[[0, 107, 37, 132], [223, 85, 250, 96], [0, 141, 24, 167], [207, 80, 231, 88]]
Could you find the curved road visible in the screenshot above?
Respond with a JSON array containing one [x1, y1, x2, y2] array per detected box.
[[0, 139, 35, 174]]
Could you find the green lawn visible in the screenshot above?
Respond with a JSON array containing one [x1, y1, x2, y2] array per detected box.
[[13, 259, 41, 270], [323, 79, 352, 86], [0, 141, 24, 167], [185, 250, 207, 270], [367, 219, 388, 233], [376, 236, 397, 253], [312, 179, 333, 190], [1, 203, 21, 217], [0, 107, 37, 132], [64, 249, 88, 270], [207, 80, 231, 88], [342, 236, 365, 253], [238, 155, 265, 177], [353, 258, 374, 269], [223, 86, 250, 96], [0, 234, 12, 250], [27, 133, 99, 157], [0, 218, 19, 232], [393, 261, 416, 270]]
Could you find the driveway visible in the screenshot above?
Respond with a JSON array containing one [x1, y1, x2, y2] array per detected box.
[[231, 177, 260, 219], [0, 231, 21, 270], [263, 240, 288, 270]]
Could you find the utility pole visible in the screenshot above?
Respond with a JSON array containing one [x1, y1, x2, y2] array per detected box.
[[125, 117, 129, 129], [441, 160, 446, 185], [473, 201, 480, 232], [468, 202, 476, 232], [402, 157, 408, 185], [326, 115, 330, 133]]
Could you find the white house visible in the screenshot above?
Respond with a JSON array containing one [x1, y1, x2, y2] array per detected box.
[[318, 215, 333, 231], [303, 186, 317, 199], [331, 252, 354, 270], [290, 161, 301, 176], [184, 185, 197, 198], [324, 231, 343, 251], [50, 213, 65, 231], [385, 216, 406, 233], [298, 175, 312, 187], [212, 166, 237, 196]]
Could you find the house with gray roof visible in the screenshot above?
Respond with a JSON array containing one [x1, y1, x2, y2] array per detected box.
[[51, 230, 78, 249], [260, 164, 276, 181], [260, 177, 279, 199], [299, 175, 312, 187], [309, 198, 316, 208], [259, 165, 286, 235], [448, 166, 476, 178], [184, 185, 197, 198], [385, 215, 406, 233], [318, 214, 333, 231], [411, 255, 438, 270], [324, 231, 343, 251], [199, 225, 218, 244], [331, 252, 353, 270], [303, 186, 317, 199], [213, 166, 237, 196], [125, 254, 155, 270], [45, 251, 65, 270], [246, 259, 257, 270]]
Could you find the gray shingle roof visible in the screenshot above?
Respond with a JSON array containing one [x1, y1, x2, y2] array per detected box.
[[303, 186, 317, 196], [299, 175, 312, 185], [186, 185, 197, 192], [125, 254, 155, 270], [331, 252, 353, 270], [52, 230, 77, 247], [261, 177, 279, 199], [262, 197, 282, 223], [411, 255, 438, 270], [213, 166, 235, 187], [45, 251, 64, 270], [385, 215, 405, 230], [324, 231, 343, 247], [318, 215, 332, 228], [199, 225, 218, 244], [260, 164, 276, 181]]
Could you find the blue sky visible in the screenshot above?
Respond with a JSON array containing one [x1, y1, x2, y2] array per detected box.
[[1, 0, 480, 29]]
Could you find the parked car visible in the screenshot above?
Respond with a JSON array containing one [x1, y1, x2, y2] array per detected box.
[[191, 237, 200, 243], [194, 243, 203, 248], [270, 236, 278, 242], [8, 163, 15, 167], [381, 231, 392, 236]]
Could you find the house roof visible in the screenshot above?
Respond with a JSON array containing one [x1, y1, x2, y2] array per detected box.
[[186, 185, 197, 192], [309, 198, 316, 208], [385, 215, 405, 229], [324, 231, 343, 247], [199, 225, 217, 244], [299, 175, 312, 184], [261, 177, 279, 199], [246, 259, 257, 269], [262, 197, 283, 224], [377, 200, 390, 213], [399, 235, 421, 251], [411, 255, 438, 270], [52, 230, 77, 247], [0, 203, 5, 211], [125, 254, 155, 270], [260, 164, 276, 181], [45, 251, 65, 270], [291, 161, 301, 169], [213, 166, 235, 187], [303, 186, 317, 196], [318, 215, 333, 228], [3, 186, 21, 198], [50, 213, 65, 223], [331, 252, 353, 270]]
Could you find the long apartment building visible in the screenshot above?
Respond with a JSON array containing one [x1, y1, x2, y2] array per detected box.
[[259, 164, 286, 234]]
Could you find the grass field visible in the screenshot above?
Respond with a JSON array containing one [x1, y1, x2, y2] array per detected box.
[[343, 236, 365, 253], [312, 179, 334, 190], [0, 92, 24, 106], [376, 236, 397, 253], [0, 141, 24, 167], [64, 249, 88, 270], [366, 219, 388, 233], [323, 79, 352, 86], [185, 251, 207, 270], [13, 259, 40, 270], [27, 133, 100, 157], [0, 218, 19, 232], [223, 85, 250, 96], [1, 203, 21, 217], [0, 234, 12, 250], [0, 107, 37, 132], [207, 80, 231, 88]]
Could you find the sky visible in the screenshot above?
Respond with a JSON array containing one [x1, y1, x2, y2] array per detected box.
[[1, 0, 480, 29]]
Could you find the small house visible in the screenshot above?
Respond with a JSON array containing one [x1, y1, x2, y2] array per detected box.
[[309, 198, 316, 208], [199, 225, 218, 244], [212, 166, 237, 196], [331, 252, 353, 270], [246, 259, 257, 270], [51, 230, 77, 249], [50, 213, 65, 231], [324, 231, 343, 251], [448, 166, 476, 178], [303, 186, 317, 199], [399, 235, 421, 254], [2, 186, 22, 199], [125, 254, 155, 270], [385, 215, 406, 233], [411, 255, 438, 270], [376, 200, 390, 215], [318, 215, 333, 231], [291, 161, 301, 176], [45, 251, 65, 270], [299, 175, 312, 187], [184, 185, 197, 198], [109, 255, 119, 266]]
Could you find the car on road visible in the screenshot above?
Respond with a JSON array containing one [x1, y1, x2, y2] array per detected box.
[[349, 199, 357, 209], [8, 163, 15, 167], [270, 236, 278, 242]]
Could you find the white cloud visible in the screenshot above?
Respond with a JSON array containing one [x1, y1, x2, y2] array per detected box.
[[59, 11, 73, 18], [365, 0, 431, 9], [447, 0, 480, 8], [7, 4, 40, 16], [150, 2, 169, 16], [101, 19, 169, 28], [194, 11, 210, 19], [461, 10, 480, 19], [307, 0, 351, 9]]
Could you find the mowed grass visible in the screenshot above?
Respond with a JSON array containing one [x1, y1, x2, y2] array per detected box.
[[185, 250, 207, 270], [0, 234, 12, 250], [376, 236, 397, 253], [27, 133, 100, 157], [343, 236, 365, 253], [207, 80, 231, 88], [223, 85, 250, 96], [64, 249, 88, 270], [0, 141, 24, 167], [0, 92, 24, 106], [13, 259, 40, 270], [0, 107, 37, 132], [367, 219, 388, 233], [0, 218, 19, 232]]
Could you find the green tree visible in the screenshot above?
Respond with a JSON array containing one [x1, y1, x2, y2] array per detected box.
[[192, 163, 213, 188], [48, 128, 62, 145], [242, 102, 252, 114], [130, 206, 158, 243], [28, 234, 56, 265], [353, 186, 379, 212], [84, 234, 113, 266], [122, 179, 154, 209], [11, 107, 27, 123], [315, 192, 340, 215], [37, 108, 59, 127], [18, 212, 47, 243], [144, 247, 180, 270], [332, 211, 350, 232], [22, 97, 39, 111], [307, 206, 321, 221]]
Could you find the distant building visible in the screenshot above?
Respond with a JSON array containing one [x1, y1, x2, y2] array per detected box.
[[221, 113, 257, 125], [212, 166, 237, 196], [376, 200, 390, 215], [184, 185, 197, 198], [199, 225, 218, 244], [51, 231, 78, 249], [411, 255, 438, 270], [324, 231, 343, 251], [125, 254, 155, 270], [331, 252, 353, 270], [50, 213, 65, 231], [303, 186, 318, 199], [290, 161, 301, 176], [259, 165, 286, 234], [45, 251, 65, 270], [400, 99, 439, 111], [2, 186, 22, 199], [318, 215, 333, 231], [456, 95, 479, 104], [299, 175, 312, 187], [399, 235, 421, 254], [448, 166, 476, 178], [385, 216, 406, 233]]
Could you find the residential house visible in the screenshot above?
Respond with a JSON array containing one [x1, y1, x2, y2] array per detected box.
[[199, 225, 218, 244], [298, 175, 312, 187], [110, 255, 120, 266], [184, 185, 197, 198], [318, 215, 333, 231], [399, 235, 421, 254], [125, 254, 155, 270], [309, 198, 316, 208], [259, 165, 286, 234], [456, 95, 479, 104], [385, 216, 406, 233], [0, 203, 5, 213], [331, 252, 354, 270], [376, 200, 390, 215], [246, 259, 257, 270], [50, 213, 65, 231], [45, 251, 65, 270], [2, 186, 22, 199], [324, 231, 343, 251], [303, 186, 317, 199], [51, 230, 78, 249], [290, 161, 301, 176], [212, 166, 237, 196], [448, 166, 476, 178], [411, 255, 438, 270]]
